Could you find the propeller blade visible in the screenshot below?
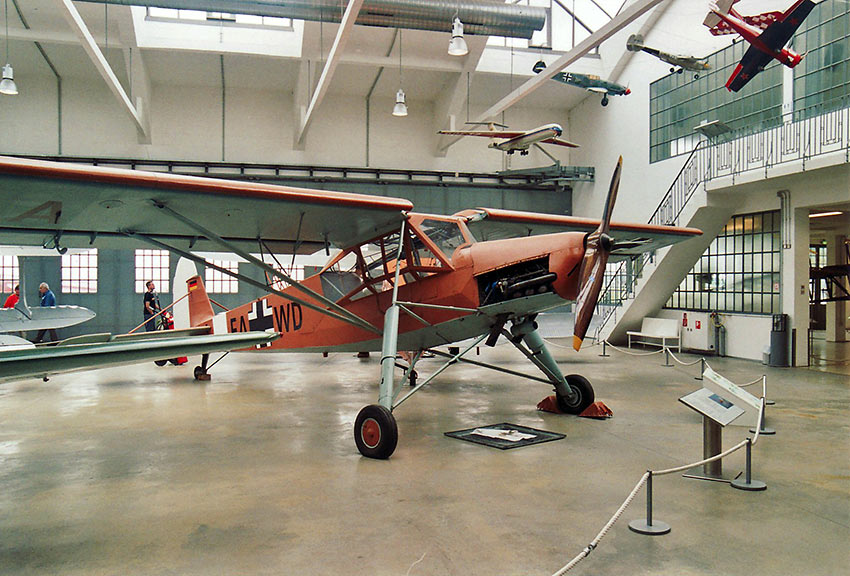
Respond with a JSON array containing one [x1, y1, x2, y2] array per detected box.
[[572, 157, 622, 351]]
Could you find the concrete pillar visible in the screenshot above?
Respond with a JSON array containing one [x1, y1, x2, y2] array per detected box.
[[825, 234, 847, 343], [782, 207, 810, 367]]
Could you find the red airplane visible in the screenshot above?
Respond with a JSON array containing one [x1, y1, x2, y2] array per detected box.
[[704, 0, 816, 92], [0, 155, 701, 459]]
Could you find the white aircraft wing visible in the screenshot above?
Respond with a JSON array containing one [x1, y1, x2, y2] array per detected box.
[[540, 137, 580, 149], [436, 130, 527, 140], [0, 305, 96, 333]]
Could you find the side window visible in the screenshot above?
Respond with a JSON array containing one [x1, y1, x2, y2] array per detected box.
[[419, 219, 465, 260]]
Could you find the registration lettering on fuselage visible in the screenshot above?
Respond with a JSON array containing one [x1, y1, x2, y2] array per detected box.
[[229, 298, 303, 334]]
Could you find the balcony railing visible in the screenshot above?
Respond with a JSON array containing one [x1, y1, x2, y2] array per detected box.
[[591, 97, 850, 343]]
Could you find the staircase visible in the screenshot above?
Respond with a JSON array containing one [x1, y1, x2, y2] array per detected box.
[[593, 142, 734, 344]]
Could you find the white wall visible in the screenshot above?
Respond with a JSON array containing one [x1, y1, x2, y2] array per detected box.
[[0, 72, 572, 173]]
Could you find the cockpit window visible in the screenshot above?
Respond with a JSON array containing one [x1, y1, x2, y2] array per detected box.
[[419, 219, 466, 260]]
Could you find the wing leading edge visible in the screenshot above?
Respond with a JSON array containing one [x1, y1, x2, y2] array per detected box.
[[0, 330, 279, 384], [0, 156, 413, 254], [456, 207, 702, 259]]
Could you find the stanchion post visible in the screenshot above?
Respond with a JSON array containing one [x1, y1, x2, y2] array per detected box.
[[695, 357, 705, 381], [599, 340, 610, 357], [629, 472, 671, 535], [731, 438, 767, 491], [663, 347, 672, 368], [749, 404, 776, 436]]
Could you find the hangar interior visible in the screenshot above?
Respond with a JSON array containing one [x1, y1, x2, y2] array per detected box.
[[0, 0, 848, 575]]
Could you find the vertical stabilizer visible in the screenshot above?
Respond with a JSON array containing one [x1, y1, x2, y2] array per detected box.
[[172, 257, 198, 330], [186, 275, 215, 331]]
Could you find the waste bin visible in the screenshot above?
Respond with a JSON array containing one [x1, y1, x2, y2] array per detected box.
[[769, 313, 790, 367]]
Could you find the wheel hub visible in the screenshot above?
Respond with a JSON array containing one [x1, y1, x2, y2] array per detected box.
[[361, 418, 381, 449]]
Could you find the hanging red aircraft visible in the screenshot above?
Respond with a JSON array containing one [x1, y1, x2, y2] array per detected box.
[[0, 155, 701, 459], [704, 0, 816, 92]]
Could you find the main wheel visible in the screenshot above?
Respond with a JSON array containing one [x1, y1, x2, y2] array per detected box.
[[194, 366, 205, 380], [354, 404, 398, 459], [154, 359, 167, 367], [556, 374, 595, 414], [601, 96, 609, 107]]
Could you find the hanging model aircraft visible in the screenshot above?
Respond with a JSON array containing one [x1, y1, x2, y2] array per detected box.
[[532, 60, 630, 106], [0, 155, 701, 459], [626, 34, 711, 79], [437, 123, 578, 155], [703, 0, 817, 92]]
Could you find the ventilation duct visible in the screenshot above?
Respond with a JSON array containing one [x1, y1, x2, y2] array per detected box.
[[83, 0, 547, 39]]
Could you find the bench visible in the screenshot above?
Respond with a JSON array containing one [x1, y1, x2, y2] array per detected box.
[[626, 317, 681, 352]]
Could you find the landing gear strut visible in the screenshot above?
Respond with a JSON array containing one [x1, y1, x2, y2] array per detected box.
[[194, 353, 211, 381], [509, 318, 594, 414]]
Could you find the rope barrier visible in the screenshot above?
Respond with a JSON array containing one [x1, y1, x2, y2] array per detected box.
[[547, 362, 769, 573], [666, 349, 705, 367], [599, 340, 666, 356], [551, 472, 650, 575]]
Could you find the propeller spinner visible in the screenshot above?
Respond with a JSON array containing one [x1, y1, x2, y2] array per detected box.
[[572, 156, 622, 351]]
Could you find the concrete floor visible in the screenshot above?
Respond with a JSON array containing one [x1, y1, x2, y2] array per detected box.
[[0, 341, 847, 576]]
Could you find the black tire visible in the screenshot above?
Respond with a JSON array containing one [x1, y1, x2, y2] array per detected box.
[[194, 366, 205, 380], [154, 359, 168, 367], [409, 369, 418, 387], [556, 374, 595, 414], [354, 404, 398, 459], [601, 96, 609, 107]]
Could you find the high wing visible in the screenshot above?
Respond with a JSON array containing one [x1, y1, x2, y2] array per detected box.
[[455, 208, 701, 260], [0, 329, 278, 384], [0, 156, 413, 255], [436, 130, 527, 139], [726, 45, 774, 92]]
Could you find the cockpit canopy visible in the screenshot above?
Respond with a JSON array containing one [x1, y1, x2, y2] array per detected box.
[[319, 215, 472, 303]]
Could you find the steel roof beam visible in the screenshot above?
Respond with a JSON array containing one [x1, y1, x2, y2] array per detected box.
[[296, 0, 365, 146], [57, 0, 150, 142]]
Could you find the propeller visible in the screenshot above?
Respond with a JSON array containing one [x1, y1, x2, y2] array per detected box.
[[572, 156, 622, 351]]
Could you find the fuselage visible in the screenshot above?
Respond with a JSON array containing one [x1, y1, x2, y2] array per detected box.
[[216, 213, 586, 353], [713, 8, 803, 68], [491, 124, 563, 152]]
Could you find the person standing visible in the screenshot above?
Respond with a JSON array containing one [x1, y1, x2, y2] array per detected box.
[[143, 281, 161, 332], [3, 284, 19, 308], [33, 282, 58, 343]]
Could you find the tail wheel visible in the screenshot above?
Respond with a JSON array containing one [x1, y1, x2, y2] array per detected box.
[[354, 404, 398, 459], [556, 374, 595, 414]]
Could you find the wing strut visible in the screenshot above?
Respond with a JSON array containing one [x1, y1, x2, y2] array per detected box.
[[124, 231, 381, 336], [148, 202, 382, 335]]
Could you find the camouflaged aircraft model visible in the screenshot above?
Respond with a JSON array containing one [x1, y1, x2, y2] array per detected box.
[[0, 155, 701, 459]]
